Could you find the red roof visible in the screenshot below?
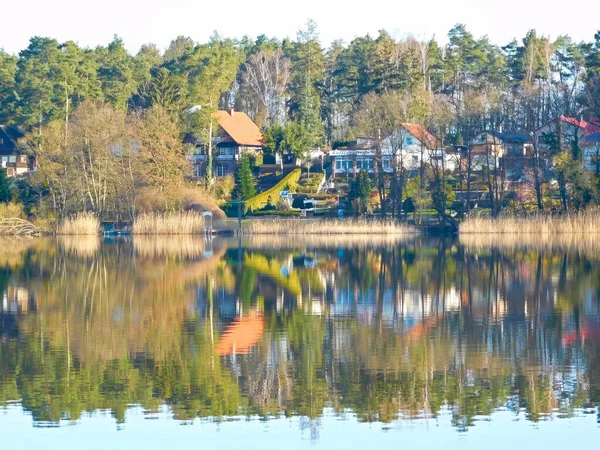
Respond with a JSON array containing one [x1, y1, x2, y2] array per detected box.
[[585, 119, 600, 136], [559, 115, 587, 129], [213, 110, 263, 147], [400, 123, 441, 149]]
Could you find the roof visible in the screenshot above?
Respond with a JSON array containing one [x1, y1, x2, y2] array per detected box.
[[400, 123, 441, 149], [560, 116, 587, 129], [583, 132, 600, 144], [585, 119, 600, 135], [0, 125, 24, 154], [496, 131, 532, 143], [213, 110, 263, 147]]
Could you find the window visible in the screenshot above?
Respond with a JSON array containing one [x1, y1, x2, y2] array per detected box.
[[335, 158, 351, 171], [412, 155, 419, 164], [21, 155, 27, 163], [216, 164, 228, 177], [1, 156, 7, 163], [537, 135, 545, 145], [406, 137, 413, 146], [8, 156, 16, 163], [356, 158, 373, 171], [218, 147, 236, 156], [195, 164, 203, 177], [382, 157, 392, 171]]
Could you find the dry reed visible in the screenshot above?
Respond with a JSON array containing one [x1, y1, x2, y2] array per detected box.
[[57, 212, 101, 235], [460, 210, 600, 235], [244, 218, 416, 235], [133, 211, 204, 235]]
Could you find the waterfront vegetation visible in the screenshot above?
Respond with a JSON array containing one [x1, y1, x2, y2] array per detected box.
[[460, 209, 600, 234], [244, 218, 416, 234], [57, 212, 102, 235], [132, 211, 205, 235]]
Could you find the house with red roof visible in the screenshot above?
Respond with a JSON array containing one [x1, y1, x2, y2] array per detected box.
[[534, 116, 589, 154], [582, 119, 600, 174], [189, 109, 264, 177]]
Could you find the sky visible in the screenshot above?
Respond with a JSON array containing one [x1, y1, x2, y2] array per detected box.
[[1, 0, 599, 55]]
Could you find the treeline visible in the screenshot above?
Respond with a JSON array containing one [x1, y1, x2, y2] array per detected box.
[[1, 22, 600, 219], [2, 23, 599, 142]]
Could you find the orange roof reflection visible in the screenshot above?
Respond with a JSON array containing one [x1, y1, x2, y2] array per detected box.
[[405, 315, 439, 341], [216, 314, 265, 355]]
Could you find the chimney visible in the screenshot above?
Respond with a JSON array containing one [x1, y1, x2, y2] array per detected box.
[[228, 108, 235, 117]]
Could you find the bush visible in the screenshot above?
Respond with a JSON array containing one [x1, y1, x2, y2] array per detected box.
[[0, 202, 26, 219]]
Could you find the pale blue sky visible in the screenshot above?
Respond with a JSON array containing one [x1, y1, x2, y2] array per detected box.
[[1, 0, 599, 55]]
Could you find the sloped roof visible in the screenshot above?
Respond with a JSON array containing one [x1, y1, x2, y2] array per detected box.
[[585, 119, 600, 136], [583, 132, 600, 144], [213, 110, 263, 147], [400, 123, 441, 149]]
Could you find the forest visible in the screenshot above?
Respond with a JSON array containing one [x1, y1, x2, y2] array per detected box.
[[1, 21, 600, 221]]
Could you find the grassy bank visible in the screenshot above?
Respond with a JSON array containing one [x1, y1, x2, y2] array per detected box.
[[244, 218, 416, 235], [133, 212, 204, 235], [460, 210, 600, 235]]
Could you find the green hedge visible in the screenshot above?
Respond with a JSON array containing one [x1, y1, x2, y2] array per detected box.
[[245, 168, 301, 211]]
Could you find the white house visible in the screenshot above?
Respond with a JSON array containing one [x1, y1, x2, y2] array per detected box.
[[330, 123, 456, 178]]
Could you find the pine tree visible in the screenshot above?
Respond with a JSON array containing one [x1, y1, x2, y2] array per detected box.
[[233, 155, 256, 200], [0, 168, 13, 203], [349, 170, 372, 215]]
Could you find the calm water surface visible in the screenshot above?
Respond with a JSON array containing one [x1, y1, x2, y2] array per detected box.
[[1, 235, 599, 449]]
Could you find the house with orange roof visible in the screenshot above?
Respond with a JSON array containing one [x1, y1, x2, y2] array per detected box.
[[189, 109, 264, 177], [330, 123, 454, 178]]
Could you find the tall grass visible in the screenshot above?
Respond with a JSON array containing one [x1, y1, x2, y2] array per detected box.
[[244, 218, 416, 235], [133, 211, 204, 235], [57, 212, 101, 235], [460, 209, 600, 235]]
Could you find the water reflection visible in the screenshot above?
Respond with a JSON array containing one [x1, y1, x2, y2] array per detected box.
[[0, 236, 599, 433]]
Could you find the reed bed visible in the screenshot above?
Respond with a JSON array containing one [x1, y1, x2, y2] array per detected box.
[[244, 218, 416, 235], [460, 210, 600, 235], [57, 212, 101, 235], [133, 211, 204, 235], [133, 236, 206, 259]]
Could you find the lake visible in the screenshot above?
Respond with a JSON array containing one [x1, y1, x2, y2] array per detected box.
[[1, 235, 599, 449]]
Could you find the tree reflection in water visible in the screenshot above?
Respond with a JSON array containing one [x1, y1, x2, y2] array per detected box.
[[0, 235, 599, 430]]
